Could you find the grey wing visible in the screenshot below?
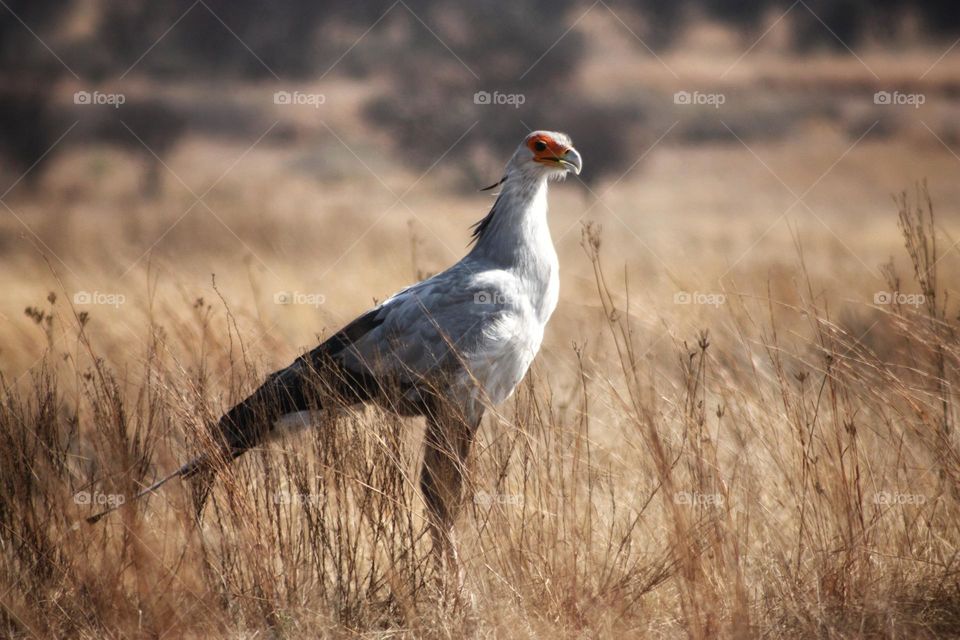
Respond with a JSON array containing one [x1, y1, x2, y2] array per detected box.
[[179, 263, 523, 481], [337, 264, 522, 400]]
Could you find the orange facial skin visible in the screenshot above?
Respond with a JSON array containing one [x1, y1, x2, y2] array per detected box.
[[526, 134, 570, 166]]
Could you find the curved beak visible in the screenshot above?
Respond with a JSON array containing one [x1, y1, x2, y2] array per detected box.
[[559, 147, 582, 175]]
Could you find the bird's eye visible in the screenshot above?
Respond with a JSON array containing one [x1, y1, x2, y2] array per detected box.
[[534, 140, 547, 152]]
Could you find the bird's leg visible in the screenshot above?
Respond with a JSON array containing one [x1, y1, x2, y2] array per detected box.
[[420, 407, 481, 590]]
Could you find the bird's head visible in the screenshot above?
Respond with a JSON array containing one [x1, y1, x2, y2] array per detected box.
[[508, 130, 581, 181]]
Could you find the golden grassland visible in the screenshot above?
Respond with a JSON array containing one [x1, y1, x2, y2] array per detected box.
[[3, 47, 960, 637]]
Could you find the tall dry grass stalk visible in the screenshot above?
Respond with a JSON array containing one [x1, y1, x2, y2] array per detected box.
[[2, 186, 959, 638]]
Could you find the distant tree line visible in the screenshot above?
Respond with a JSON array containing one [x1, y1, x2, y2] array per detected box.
[[1, 0, 956, 187]]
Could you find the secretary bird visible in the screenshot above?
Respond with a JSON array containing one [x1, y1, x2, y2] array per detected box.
[[88, 130, 581, 570]]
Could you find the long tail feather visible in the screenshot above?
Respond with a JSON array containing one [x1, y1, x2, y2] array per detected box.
[[84, 461, 195, 524], [85, 359, 322, 524], [84, 313, 380, 525]]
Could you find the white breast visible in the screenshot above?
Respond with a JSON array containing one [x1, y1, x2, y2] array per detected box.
[[465, 311, 543, 405], [462, 259, 558, 406]]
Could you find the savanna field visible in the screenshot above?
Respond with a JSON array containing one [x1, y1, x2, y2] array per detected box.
[[3, 4, 960, 638]]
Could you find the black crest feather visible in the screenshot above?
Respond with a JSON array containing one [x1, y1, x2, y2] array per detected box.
[[470, 185, 505, 244]]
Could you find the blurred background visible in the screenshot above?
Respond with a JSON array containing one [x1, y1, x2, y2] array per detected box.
[[2, 0, 959, 377]]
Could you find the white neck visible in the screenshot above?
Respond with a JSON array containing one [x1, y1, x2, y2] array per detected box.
[[466, 173, 559, 324], [468, 174, 552, 266]]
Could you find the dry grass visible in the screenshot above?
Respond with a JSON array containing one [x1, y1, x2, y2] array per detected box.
[[1, 178, 959, 637]]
